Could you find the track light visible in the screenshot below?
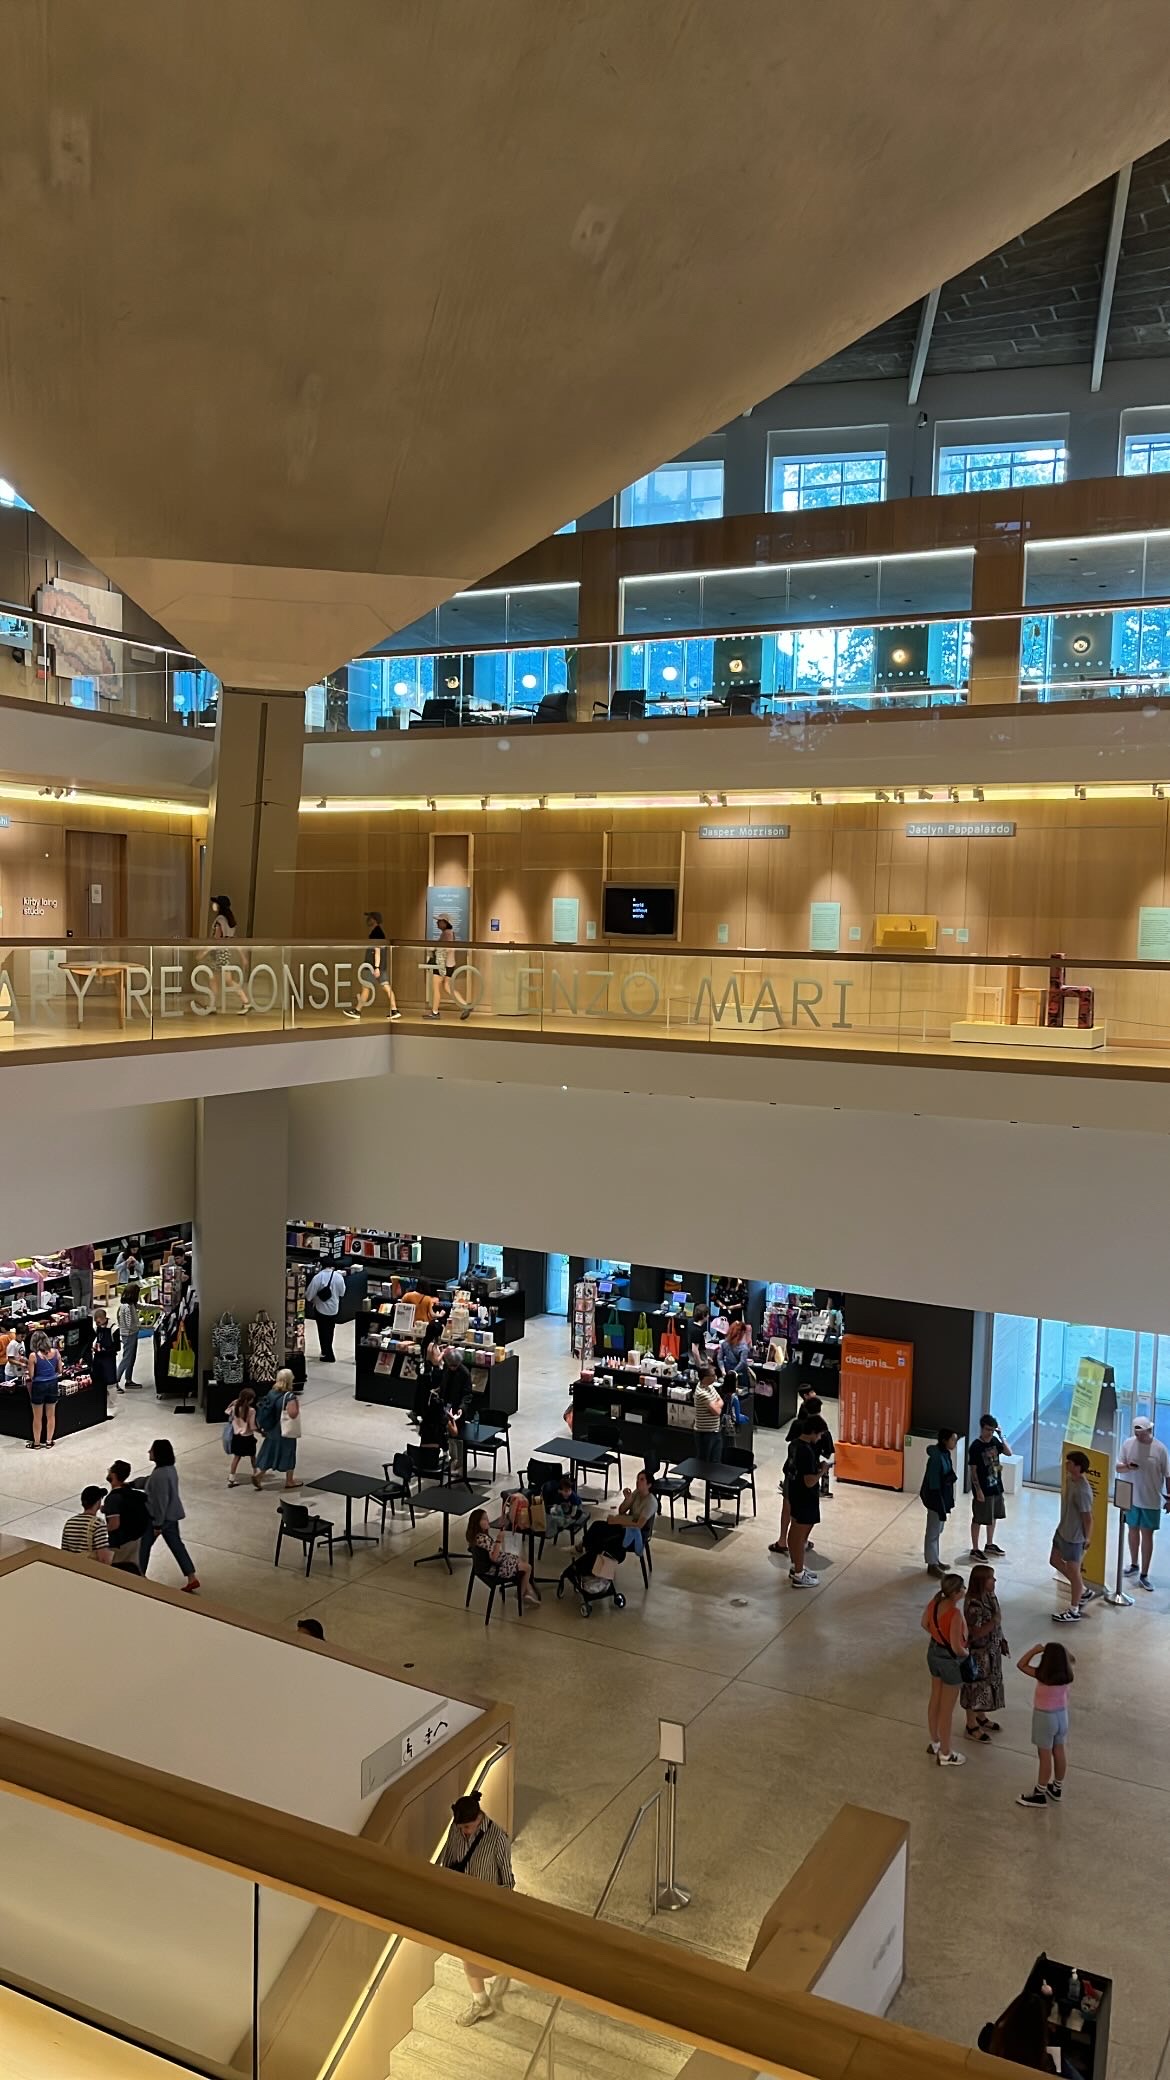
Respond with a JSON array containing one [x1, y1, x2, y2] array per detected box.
[[717, 792, 728, 808], [972, 786, 985, 802], [893, 789, 905, 804], [948, 786, 960, 803], [699, 792, 712, 807], [811, 790, 823, 806], [317, 797, 327, 809], [427, 797, 437, 812], [538, 794, 548, 810], [875, 789, 889, 804], [1154, 784, 1165, 800], [480, 796, 490, 811], [917, 788, 933, 801], [1074, 785, 1087, 800]]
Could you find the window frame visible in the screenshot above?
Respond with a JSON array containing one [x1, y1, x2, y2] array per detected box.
[[618, 460, 725, 529], [768, 448, 887, 514]]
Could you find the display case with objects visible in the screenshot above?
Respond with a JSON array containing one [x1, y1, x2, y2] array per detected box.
[[571, 1366, 755, 1471], [0, 1364, 105, 1439], [354, 1310, 519, 1416], [0, 1266, 73, 1331]]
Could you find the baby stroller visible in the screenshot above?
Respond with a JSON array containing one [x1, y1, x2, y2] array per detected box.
[[557, 1519, 628, 1617]]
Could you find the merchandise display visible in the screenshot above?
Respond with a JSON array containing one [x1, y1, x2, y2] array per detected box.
[[355, 1292, 520, 1417], [0, 1262, 73, 1332], [287, 1222, 425, 1268]]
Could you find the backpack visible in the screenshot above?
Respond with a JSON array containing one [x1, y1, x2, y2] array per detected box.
[[212, 1312, 244, 1386], [256, 1388, 284, 1436], [110, 1486, 149, 1545], [246, 1311, 279, 1384]]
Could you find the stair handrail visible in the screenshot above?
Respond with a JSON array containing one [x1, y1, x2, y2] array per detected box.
[[522, 1786, 664, 2080]]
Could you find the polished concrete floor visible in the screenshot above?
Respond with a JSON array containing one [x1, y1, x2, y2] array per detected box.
[[0, 1316, 1166, 2076]]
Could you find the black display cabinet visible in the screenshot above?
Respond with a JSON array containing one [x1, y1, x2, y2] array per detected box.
[[354, 1315, 520, 1419], [571, 1371, 755, 1471], [0, 1375, 106, 1441]]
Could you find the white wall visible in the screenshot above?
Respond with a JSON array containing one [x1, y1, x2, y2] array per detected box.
[[288, 1060, 1170, 1332], [0, 1098, 194, 1260]]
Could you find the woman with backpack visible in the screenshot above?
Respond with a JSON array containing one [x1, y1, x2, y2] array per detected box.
[[224, 1386, 260, 1489], [922, 1570, 969, 1767], [255, 1369, 303, 1490]]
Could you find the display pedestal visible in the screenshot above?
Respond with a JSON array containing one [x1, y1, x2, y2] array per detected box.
[[0, 1378, 106, 1440], [950, 1020, 1107, 1051]]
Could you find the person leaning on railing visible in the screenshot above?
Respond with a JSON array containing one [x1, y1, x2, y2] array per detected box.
[[438, 1790, 515, 2027]]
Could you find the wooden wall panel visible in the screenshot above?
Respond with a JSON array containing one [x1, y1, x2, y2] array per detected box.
[[294, 800, 1170, 969], [126, 831, 191, 939]]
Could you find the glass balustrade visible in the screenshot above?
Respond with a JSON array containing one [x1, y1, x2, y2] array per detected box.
[[1, 941, 1169, 1072]]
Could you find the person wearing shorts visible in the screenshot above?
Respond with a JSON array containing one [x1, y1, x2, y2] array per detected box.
[[968, 1413, 1011, 1559], [922, 1572, 969, 1767], [1016, 1641, 1074, 1807], [1117, 1416, 1170, 1591], [1050, 1451, 1094, 1623], [784, 1411, 824, 1587], [25, 1332, 61, 1449]]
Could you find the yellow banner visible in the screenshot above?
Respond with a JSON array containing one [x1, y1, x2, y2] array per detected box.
[[1065, 1357, 1106, 1450], [1061, 1442, 1111, 1587]]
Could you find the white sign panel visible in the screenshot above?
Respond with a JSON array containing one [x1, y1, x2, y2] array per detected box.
[[698, 824, 790, 840], [905, 822, 1016, 839], [361, 1699, 454, 1797]]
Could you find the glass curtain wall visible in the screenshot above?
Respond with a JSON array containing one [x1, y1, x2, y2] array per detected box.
[[990, 1311, 1165, 1486]]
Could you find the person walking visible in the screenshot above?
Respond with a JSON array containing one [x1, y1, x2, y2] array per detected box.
[[920, 1428, 957, 1576], [116, 1284, 142, 1389], [968, 1412, 1012, 1559], [91, 1306, 118, 1416], [141, 1440, 200, 1593], [255, 1369, 304, 1491], [225, 1385, 260, 1488], [306, 1258, 345, 1361], [102, 1460, 151, 1573], [922, 1571, 969, 1767], [784, 1408, 824, 1588], [692, 1364, 724, 1464], [25, 1331, 62, 1449], [349, 910, 401, 1020], [1015, 1641, 1075, 1808], [1117, 1415, 1170, 1591], [962, 1562, 1007, 1742], [1051, 1450, 1095, 1624], [426, 913, 470, 1019], [61, 1486, 110, 1560], [209, 894, 249, 1012], [439, 1789, 515, 2026], [770, 1392, 832, 1556]]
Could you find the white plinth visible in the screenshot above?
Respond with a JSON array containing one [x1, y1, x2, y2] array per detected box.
[[950, 1020, 1107, 1051]]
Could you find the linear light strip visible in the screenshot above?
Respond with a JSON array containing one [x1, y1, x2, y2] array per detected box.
[[300, 783, 1170, 814], [0, 782, 202, 816]]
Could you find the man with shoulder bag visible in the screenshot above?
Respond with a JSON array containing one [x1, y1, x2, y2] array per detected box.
[[305, 1257, 346, 1362], [439, 1790, 515, 2027]]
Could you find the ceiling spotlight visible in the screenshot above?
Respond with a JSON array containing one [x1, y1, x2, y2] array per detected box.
[[316, 797, 327, 809], [700, 792, 713, 807], [893, 789, 905, 804], [811, 790, 823, 806], [875, 789, 890, 803], [1074, 785, 1087, 800], [717, 792, 728, 808], [1154, 784, 1165, 800], [972, 786, 985, 802], [538, 794, 548, 810], [917, 788, 933, 801], [427, 797, 437, 812], [948, 786, 960, 803], [480, 796, 490, 811]]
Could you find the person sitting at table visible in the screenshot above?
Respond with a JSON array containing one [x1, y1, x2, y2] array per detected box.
[[466, 1506, 539, 1606], [542, 1471, 586, 1543], [612, 1468, 657, 1554]]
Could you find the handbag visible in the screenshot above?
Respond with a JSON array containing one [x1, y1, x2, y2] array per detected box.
[[221, 1417, 234, 1455], [659, 1323, 680, 1363], [633, 1312, 652, 1355], [168, 1327, 195, 1381], [280, 1397, 302, 1439], [602, 1307, 624, 1353]]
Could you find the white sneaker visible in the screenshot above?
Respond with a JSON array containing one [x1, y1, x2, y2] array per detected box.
[[791, 1569, 819, 1587], [936, 1751, 966, 1767], [456, 1997, 492, 2028]]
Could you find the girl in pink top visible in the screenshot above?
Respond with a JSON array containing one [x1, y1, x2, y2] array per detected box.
[[1016, 1641, 1074, 1809]]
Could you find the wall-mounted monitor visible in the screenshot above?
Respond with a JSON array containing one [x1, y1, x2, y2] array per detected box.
[[603, 884, 678, 937]]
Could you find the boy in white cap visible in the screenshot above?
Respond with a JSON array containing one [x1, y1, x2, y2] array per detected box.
[[1117, 1416, 1170, 1590]]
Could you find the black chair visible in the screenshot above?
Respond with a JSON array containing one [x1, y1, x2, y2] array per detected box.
[[408, 696, 462, 730], [593, 689, 646, 722], [363, 1464, 418, 1534], [396, 1442, 449, 1493], [535, 690, 569, 724], [704, 1454, 753, 1526], [718, 1444, 758, 1515], [465, 1413, 512, 1477], [637, 1511, 655, 1588], [652, 1472, 691, 1529], [274, 1501, 335, 1577], [465, 1543, 524, 1625]]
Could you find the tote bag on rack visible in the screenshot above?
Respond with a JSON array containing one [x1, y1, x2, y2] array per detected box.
[[602, 1308, 625, 1353], [659, 1322, 680, 1364], [168, 1327, 195, 1381], [633, 1313, 652, 1355]]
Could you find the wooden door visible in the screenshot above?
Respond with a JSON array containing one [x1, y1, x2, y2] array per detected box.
[[65, 830, 127, 941]]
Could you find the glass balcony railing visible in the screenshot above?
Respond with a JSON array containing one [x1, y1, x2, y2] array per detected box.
[[1, 940, 1166, 1073], [4, 595, 1170, 738]]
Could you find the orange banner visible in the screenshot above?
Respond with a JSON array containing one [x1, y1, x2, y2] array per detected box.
[[839, 1335, 914, 1453]]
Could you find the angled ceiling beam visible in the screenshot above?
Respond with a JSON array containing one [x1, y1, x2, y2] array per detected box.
[[907, 286, 941, 405], [1091, 161, 1133, 393]]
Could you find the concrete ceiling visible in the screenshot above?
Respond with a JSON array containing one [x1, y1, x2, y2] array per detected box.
[[1, 2, 1169, 690]]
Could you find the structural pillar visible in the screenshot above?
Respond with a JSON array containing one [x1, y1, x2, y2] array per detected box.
[[968, 532, 1026, 705], [575, 528, 621, 723], [203, 687, 306, 936], [193, 1089, 289, 1381]]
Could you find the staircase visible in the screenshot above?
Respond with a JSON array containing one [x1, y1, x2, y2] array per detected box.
[[389, 1954, 691, 2078]]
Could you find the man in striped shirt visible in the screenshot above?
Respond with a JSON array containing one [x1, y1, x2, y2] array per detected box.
[[60, 1487, 111, 1560], [439, 1790, 515, 2026]]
